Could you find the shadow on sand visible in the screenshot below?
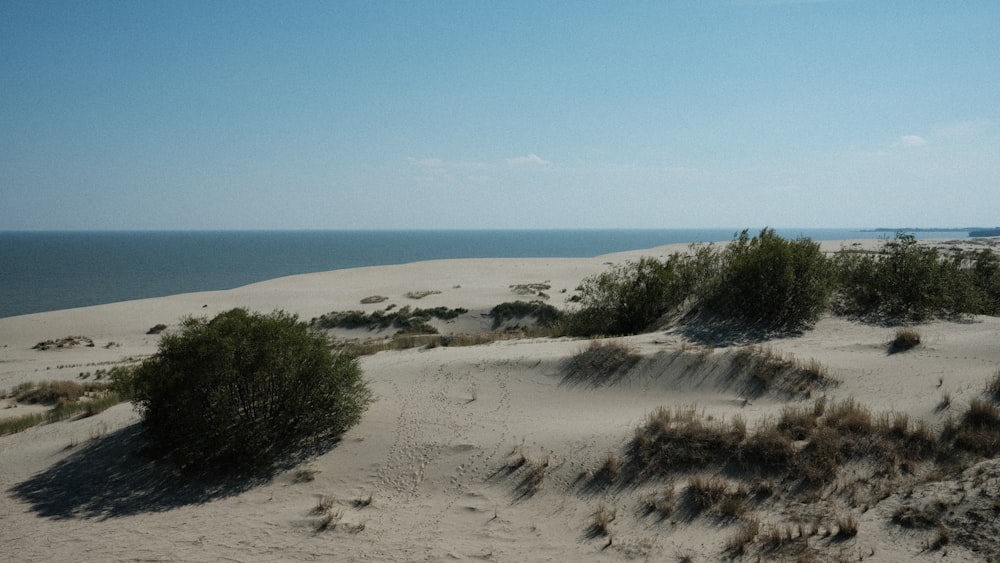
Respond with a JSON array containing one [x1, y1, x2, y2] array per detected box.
[[10, 423, 336, 520]]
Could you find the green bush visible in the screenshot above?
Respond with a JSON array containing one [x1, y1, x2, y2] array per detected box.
[[704, 228, 832, 330], [570, 254, 705, 336], [132, 308, 371, 472], [832, 234, 981, 320], [489, 300, 563, 329]]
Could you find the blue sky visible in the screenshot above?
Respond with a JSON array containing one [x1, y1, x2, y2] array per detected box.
[[2, 1, 998, 230]]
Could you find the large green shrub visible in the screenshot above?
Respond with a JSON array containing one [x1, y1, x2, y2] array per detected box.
[[570, 255, 698, 335], [132, 308, 371, 472], [832, 234, 980, 320], [704, 229, 832, 330]]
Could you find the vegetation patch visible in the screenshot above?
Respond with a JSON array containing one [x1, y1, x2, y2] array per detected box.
[[564, 339, 641, 384], [404, 290, 441, 300], [1, 370, 133, 437], [833, 233, 1000, 320], [489, 300, 562, 329], [132, 308, 372, 472], [311, 305, 468, 334], [32, 336, 95, 350], [732, 346, 838, 397]]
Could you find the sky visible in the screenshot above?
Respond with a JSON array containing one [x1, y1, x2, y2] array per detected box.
[[2, 1, 998, 231]]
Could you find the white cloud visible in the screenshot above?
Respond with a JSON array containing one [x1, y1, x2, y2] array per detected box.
[[506, 154, 551, 166], [900, 135, 928, 148]]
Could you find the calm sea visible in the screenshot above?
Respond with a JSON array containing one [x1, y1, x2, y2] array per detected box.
[[0, 229, 968, 319]]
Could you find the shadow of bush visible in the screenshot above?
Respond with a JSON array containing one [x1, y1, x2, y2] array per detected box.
[[9, 423, 339, 520]]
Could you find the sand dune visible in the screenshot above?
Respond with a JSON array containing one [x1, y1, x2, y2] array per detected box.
[[2, 241, 999, 561]]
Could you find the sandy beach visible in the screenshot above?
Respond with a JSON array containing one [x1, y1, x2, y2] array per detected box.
[[3, 239, 1000, 562]]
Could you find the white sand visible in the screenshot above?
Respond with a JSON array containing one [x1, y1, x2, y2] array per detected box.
[[2, 240, 999, 561]]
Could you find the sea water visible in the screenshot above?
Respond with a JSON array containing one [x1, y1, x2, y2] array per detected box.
[[0, 229, 968, 319]]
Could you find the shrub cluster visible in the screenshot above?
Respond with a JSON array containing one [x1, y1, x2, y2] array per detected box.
[[570, 229, 831, 335], [833, 233, 1000, 320], [133, 308, 371, 472], [570, 229, 1000, 336], [489, 300, 562, 329]]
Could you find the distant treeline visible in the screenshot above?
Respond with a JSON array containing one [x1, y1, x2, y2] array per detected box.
[[970, 228, 1000, 237]]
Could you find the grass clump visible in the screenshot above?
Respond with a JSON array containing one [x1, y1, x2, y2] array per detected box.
[[725, 515, 761, 556], [946, 398, 1000, 457], [590, 502, 616, 536], [11, 380, 89, 405], [567, 339, 641, 382], [633, 407, 744, 471], [733, 346, 837, 396], [1, 371, 134, 437], [890, 328, 921, 352], [133, 308, 372, 472], [986, 369, 1000, 400]]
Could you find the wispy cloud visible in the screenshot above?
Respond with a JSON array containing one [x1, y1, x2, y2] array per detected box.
[[899, 135, 928, 148], [506, 154, 551, 166]]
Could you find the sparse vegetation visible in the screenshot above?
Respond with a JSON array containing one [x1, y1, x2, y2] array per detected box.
[[732, 346, 837, 396], [725, 515, 760, 556], [311, 305, 468, 334], [590, 502, 617, 536], [566, 339, 641, 382], [132, 308, 372, 472]]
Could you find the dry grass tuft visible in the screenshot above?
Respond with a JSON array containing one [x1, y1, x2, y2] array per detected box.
[[986, 369, 1000, 399], [567, 339, 641, 383], [641, 482, 676, 518], [590, 502, 617, 536], [734, 346, 838, 396], [834, 514, 858, 538], [600, 452, 623, 482], [687, 475, 730, 511], [725, 515, 760, 556], [890, 328, 921, 352]]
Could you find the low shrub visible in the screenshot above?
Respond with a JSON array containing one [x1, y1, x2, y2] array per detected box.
[[133, 308, 372, 472], [489, 300, 562, 328]]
